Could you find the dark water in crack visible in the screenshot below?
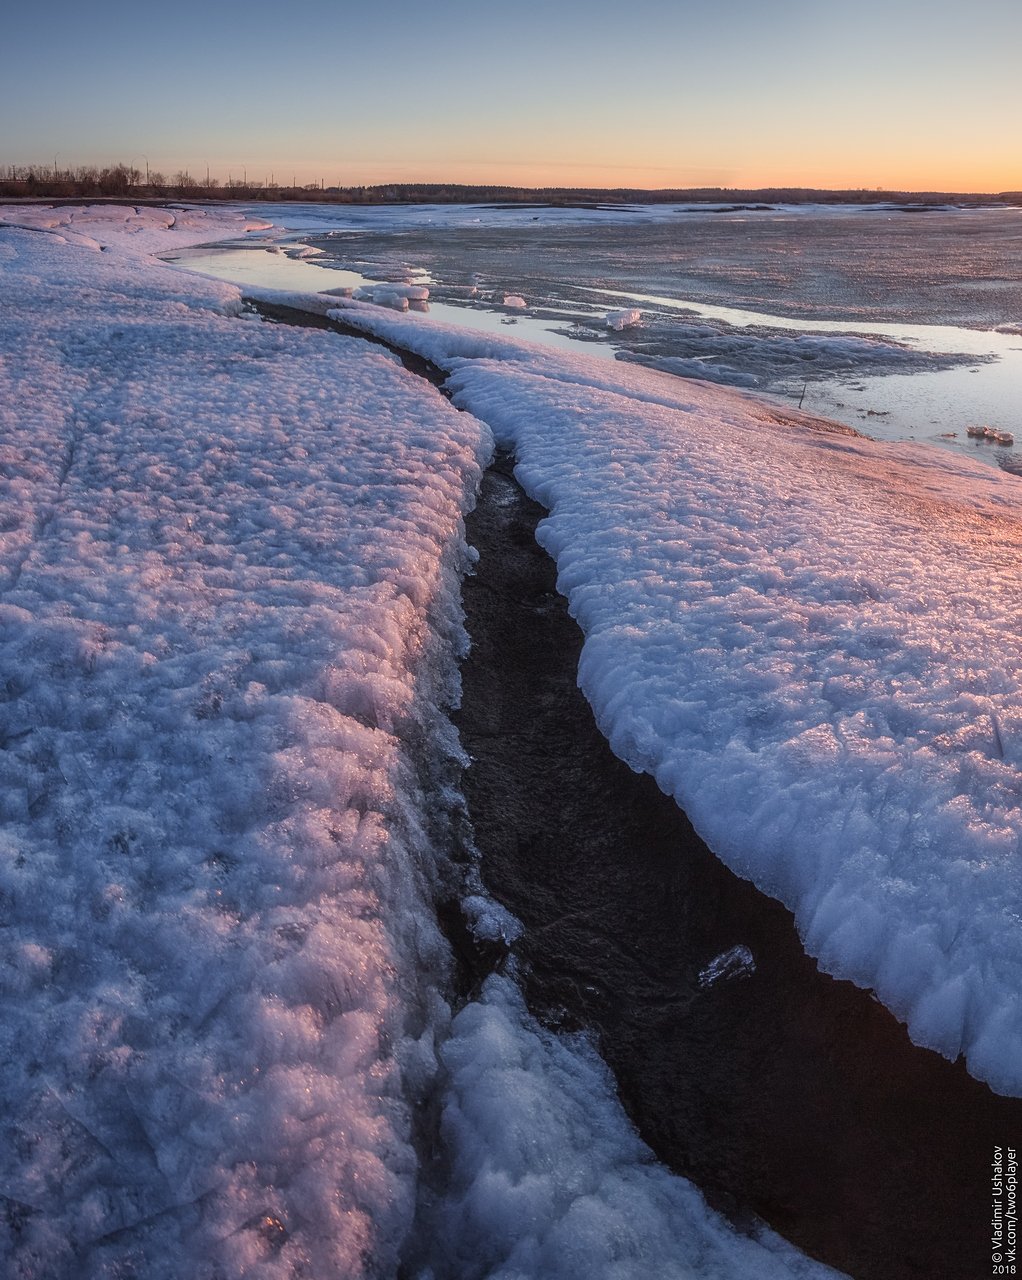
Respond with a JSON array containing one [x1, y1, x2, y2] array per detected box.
[[455, 451, 1022, 1280], [248, 301, 1020, 1279]]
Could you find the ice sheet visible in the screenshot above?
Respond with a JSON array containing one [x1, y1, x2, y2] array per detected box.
[[0, 218, 485, 1276]]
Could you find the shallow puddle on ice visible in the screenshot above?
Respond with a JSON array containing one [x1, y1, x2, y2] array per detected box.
[[165, 246, 618, 359], [164, 245, 370, 293], [586, 283, 1022, 467], [167, 239, 1022, 473]]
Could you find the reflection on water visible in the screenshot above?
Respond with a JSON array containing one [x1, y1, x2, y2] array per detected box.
[[166, 246, 369, 294], [166, 216, 1022, 475], [166, 245, 618, 359]]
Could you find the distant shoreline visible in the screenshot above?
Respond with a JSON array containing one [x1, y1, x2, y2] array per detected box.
[[2, 175, 1021, 208]]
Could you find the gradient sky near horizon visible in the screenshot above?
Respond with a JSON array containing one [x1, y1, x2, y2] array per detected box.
[[3, 0, 1020, 192]]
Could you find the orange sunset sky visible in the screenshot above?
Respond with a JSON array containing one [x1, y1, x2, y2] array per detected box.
[[2, 0, 1020, 192]]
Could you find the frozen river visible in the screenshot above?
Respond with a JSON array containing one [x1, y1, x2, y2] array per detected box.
[[169, 201, 1022, 473]]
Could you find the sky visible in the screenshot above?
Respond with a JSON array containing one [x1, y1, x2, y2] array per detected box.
[[2, 0, 1020, 192]]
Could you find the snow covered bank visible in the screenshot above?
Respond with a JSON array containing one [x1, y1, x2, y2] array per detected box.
[[0, 209, 845, 1278], [426, 976, 840, 1280], [0, 214, 486, 1277], [317, 299, 1022, 1098], [0, 202, 273, 253]]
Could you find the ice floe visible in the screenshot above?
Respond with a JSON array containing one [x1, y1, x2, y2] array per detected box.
[[352, 281, 431, 311], [606, 307, 642, 330]]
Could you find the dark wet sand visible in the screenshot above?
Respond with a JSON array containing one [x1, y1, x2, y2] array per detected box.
[[455, 451, 1022, 1280]]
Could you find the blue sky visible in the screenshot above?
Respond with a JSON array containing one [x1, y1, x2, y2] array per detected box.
[[2, 0, 1019, 190]]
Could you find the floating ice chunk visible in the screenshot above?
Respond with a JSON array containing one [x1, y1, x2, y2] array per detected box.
[[699, 945, 756, 989], [351, 282, 430, 312], [606, 307, 642, 331], [353, 282, 429, 303], [368, 287, 409, 311]]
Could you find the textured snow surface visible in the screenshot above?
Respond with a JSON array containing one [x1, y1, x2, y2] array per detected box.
[[0, 212, 845, 1278], [429, 976, 841, 1280], [0, 219, 486, 1277], [320, 301, 1022, 1097], [0, 203, 271, 255]]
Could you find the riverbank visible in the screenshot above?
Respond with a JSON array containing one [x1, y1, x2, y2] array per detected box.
[[252, 284, 1022, 1274], [0, 203, 854, 1279], [457, 449, 1020, 1280], [5, 181, 1021, 205]]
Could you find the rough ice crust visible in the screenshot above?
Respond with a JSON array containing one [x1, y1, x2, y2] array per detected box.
[[430, 976, 843, 1280], [0, 212, 846, 1279], [322, 301, 1022, 1098], [0, 202, 273, 254], [0, 220, 488, 1278]]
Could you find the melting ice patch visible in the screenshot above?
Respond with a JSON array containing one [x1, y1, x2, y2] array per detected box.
[[0, 202, 271, 255], [615, 323, 974, 389], [698, 946, 757, 989], [425, 976, 843, 1280]]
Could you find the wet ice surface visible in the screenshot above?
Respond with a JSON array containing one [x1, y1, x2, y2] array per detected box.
[[213, 201, 1022, 473]]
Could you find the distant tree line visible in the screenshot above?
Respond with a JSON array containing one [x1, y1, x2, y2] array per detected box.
[[0, 163, 277, 201], [1, 165, 1020, 206]]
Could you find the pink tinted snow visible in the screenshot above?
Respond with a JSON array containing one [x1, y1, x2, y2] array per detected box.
[[309, 298, 1022, 1099]]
